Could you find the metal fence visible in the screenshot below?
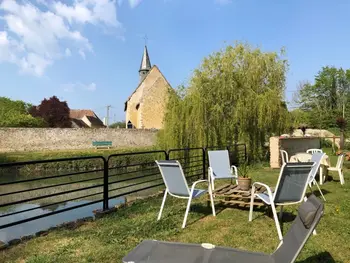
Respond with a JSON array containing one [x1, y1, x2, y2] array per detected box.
[[0, 144, 246, 230], [0, 156, 107, 229]]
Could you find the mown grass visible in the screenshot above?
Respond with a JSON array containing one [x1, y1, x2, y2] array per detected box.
[[1, 160, 349, 263]]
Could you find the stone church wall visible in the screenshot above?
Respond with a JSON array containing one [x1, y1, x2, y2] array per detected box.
[[141, 72, 170, 129], [0, 128, 157, 152], [125, 66, 170, 129], [125, 83, 143, 128]]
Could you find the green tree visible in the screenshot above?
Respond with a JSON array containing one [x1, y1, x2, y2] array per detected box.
[[0, 97, 46, 127], [290, 109, 310, 129], [157, 42, 290, 160], [296, 66, 350, 128], [109, 121, 126, 128]]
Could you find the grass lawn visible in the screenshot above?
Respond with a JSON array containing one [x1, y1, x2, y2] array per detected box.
[[1, 158, 349, 263]]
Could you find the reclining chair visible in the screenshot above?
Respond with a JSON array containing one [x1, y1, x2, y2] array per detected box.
[[123, 195, 324, 263]]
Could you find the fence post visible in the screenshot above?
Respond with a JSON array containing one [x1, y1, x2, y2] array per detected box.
[[202, 147, 206, 179], [165, 150, 169, 160], [103, 158, 109, 211]]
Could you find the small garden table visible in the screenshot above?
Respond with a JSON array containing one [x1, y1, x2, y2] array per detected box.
[[208, 184, 268, 207]]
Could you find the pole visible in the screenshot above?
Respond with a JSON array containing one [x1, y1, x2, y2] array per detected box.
[[106, 105, 111, 128], [103, 159, 109, 210], [202, 147, 206, 179]]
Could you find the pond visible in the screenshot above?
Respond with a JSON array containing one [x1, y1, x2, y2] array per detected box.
[[0, 166, 162, 243], [0, 198, 123, 243]]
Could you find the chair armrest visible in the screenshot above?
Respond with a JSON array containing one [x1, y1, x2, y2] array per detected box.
[[231, 165, 238, 177], [251, 182, 274, 202], [190, 179, 209, 192], [208, 167, 214, 181], [191, 179, 208, 188]]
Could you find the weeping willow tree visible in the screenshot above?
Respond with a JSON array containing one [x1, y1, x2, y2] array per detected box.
[[157, 42, 290, 160]]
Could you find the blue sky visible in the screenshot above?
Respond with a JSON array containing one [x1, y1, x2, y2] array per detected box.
[[1, 0, 350, 122]]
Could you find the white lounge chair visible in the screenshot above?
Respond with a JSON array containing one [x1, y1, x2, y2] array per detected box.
[[207, 150, 238, 191], [280, 150, 289, 166], [156, 160, 216, 229], [249, 162, 315, 242], [327, 154, 345, 185], [309, 152, 326, 201], [123, 195, 324, 263], [306, 149, 323, 154]]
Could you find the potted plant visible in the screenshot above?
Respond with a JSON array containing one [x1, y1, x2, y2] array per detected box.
[[237, 162, 252, 191]]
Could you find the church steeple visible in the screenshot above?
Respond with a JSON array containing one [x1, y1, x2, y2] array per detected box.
[[139, 45, 151, 82]]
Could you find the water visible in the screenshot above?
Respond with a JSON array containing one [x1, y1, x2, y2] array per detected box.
[[0, 198, 123, 243], [0, 168, 140, 243]]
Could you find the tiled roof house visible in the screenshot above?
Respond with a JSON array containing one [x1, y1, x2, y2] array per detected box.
[[69, 109, 105, 128]]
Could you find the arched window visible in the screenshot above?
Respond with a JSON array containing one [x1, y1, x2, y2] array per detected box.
[[127, 120, 133, 129], [136, 103, 140, 110]]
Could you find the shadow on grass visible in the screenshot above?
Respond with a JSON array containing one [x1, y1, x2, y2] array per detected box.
[[179, 203, 227, 227], [308, 188, 331, 199], [296, 251, 338, 263], [326, 175, 343, 184]]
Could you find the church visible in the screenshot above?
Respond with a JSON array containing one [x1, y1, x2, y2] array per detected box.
[[124, 45, 172, 129]]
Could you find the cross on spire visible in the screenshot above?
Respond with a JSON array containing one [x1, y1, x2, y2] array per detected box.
[[143, 34, 148, 46]]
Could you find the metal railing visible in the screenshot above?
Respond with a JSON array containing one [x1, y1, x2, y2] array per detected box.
[[0, 156, 106, 229], [0, 144, 247, 230]]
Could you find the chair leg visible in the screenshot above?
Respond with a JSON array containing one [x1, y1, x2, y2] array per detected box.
[[182, 197, 192, 229], [339, 170, 345, 185], [271, 202, 283, 241], [319, 167, 323, 185], [157, 189, 168, 221], [308, 183, 315, 196], [314, 180, 326, 201], [279, 206, 283, 221], [249, 186, 255, 222], [208, 183, 216, 217]]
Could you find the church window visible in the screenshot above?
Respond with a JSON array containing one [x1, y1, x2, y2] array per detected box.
[[127, 120, 134, 129]]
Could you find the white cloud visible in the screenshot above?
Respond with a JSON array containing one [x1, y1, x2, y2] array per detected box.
[[78, 49, 86, 59], [128, 0, 144, 8], [0, 0, 122, 77], [62, 82, 97, 92], [53, 0, 120, 27], [118, 0, 144, 9], [215, 0, 232, 5], [86, 82, 96, 91], [65, 48, 72, 57], [20, 52, 52, 76]]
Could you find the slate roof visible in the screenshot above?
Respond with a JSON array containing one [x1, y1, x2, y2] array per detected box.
[[139, 45, 151, 72]]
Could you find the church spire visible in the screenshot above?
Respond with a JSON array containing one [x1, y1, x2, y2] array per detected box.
[[139, 45, 151, 82]]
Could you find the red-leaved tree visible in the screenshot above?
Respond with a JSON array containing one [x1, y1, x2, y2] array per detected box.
[[29, 96, 71, 128]]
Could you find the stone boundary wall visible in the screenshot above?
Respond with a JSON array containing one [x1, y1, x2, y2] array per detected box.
[[0, 128, 157, 152]]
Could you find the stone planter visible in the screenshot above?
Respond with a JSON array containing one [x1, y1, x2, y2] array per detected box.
[[237, 177, 252, 191]]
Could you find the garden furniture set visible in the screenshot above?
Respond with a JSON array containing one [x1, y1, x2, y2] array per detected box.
[[122, 148, 340, 262]]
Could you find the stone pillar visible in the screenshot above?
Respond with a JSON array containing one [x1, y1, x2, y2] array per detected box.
[[270, 136, 280, 169]]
